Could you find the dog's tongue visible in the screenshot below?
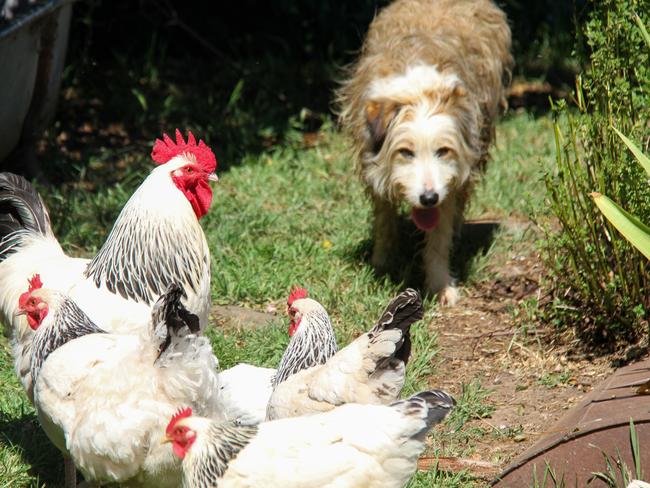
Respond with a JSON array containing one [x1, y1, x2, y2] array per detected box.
[[411, 207, 440, 232]]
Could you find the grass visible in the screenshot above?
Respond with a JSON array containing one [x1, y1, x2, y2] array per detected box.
[[0, 110, 556, 487]]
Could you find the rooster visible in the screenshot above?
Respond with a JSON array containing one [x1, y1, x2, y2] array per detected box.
[[0, 129, 217, 395], [20, 278, 223, 488], [266, 288, 423, 420], [165, 390, 455, 488]]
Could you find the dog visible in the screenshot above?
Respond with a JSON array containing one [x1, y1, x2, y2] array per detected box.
[[336, 0, 512, 305]]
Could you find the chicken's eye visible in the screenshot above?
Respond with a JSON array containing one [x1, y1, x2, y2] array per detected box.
[[186, 167, 193, 173]]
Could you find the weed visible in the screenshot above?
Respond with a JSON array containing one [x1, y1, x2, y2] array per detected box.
[[446, 379, 495, 432]]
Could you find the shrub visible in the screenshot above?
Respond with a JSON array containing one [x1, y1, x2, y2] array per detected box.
[[541, 0, 650, 346]]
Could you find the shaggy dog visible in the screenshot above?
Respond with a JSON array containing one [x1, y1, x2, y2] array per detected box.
[[336, 0, 512, 305]]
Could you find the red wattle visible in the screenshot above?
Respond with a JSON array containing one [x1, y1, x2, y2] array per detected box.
[[173, 175, 214, 220], [172, 442, 187, 459], [27, 314, 39, 330], [190, 179, 213, 219]]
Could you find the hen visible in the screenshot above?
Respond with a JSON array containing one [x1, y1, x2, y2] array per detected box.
[[266, 288, 423, 420], [21, 278, 223, 488], [217, 363, 276, 426], [166, 389, 455, 488], [271, 286, 338, 387], [216, 287, 333, 427], [0, 129, 217, 395]]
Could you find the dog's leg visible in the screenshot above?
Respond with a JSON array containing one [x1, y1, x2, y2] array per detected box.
[[370, 196, 400, 272], [423, 199, 459, 306]]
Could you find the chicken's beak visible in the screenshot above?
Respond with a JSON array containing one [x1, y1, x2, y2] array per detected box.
[[161, 435, 172, 445], [15, 309, 26, 317], [208, 172, 219, 183]]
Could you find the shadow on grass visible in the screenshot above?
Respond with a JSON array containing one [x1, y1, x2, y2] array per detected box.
[[451, 220, 500, 282], [0, 411, 64, 486], [349, 218, 500, 294]]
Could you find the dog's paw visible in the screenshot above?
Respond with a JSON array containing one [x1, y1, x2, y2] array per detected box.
[[438, 286, 460, 307]]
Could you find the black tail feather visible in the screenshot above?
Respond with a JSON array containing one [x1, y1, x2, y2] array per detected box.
[[391, 389, 455, 439], [152, 284, 201, 360], [371, 288, 423, 364], [0, 172, 51, 260]]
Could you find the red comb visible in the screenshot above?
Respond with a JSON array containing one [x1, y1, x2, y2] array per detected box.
[[28, 274, 43, 292], [18, 274, 43, 309], [151, 129, 217, 173], [287, 286, 309, 307], [166, 407, 193, 435]]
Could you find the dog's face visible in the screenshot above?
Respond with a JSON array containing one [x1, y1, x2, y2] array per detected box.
[[361, 66, 481, 231]]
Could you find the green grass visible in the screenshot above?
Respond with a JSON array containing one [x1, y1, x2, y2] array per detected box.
[[0, 110, 556, 487]]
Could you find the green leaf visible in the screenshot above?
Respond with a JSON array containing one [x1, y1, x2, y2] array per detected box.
[[131, 88, 148, 112], [630, 419, 642, 480], [227, 79, 245, 110], [611, 126, 650, 177], [592, 193, 650, 260]]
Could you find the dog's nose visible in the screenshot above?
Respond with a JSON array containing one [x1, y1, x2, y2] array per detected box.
[[419, 191, 439, 208]]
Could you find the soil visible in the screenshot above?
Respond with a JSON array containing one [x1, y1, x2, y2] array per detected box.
[[428, 218, 613, 473]]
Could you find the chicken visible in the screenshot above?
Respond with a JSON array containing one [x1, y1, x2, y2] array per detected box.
[[266, 288, 423, 420], [217, 363, 277, 426], [0, 129, 217, 395], [272, 286, 339, 387], [21, 279, 223, 488], [165, 389, 455, 488], [216, 287, 336, 427]]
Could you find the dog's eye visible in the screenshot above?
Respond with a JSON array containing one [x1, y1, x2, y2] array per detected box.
[[398, 148, 415, 159], [436, 147, 451, 158]]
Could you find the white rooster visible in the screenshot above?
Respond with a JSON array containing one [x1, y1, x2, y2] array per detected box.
[[165, 390, 455, 488], [0, 129, 217, 395], [20, 278, 223, 488], [266, 288, 423, 420]]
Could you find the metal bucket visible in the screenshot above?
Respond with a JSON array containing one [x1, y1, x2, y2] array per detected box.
[[0, 0, 74, 168]]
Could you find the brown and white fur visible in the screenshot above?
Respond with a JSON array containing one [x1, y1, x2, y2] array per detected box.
[[336, 0, 513, 305]]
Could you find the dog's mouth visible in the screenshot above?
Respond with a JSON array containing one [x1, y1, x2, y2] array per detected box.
[[411, 207, 440, 232]]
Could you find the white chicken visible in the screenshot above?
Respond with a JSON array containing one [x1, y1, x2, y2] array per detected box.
[[271, 286, 338, 387], [0, 129, 217, 395], [165, 389, 455, 488], [20, 278, 223, 488], [217, 363, 276, 426], [266, 288, 423, 420], [215, 288, 328, 426]]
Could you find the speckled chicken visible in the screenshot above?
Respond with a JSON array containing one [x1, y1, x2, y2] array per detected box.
[[266, 288, 423, 420], [0, 130, 218, 397], [21, 279, 223, 488], [165, 389, 455, 488]]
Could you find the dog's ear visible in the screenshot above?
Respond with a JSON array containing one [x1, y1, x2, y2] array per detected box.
[[445, 83, 468, 104], [365, 100, 400, 153]]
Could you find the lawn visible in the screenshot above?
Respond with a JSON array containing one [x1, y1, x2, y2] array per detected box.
[[0, 109, 557, 487]]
